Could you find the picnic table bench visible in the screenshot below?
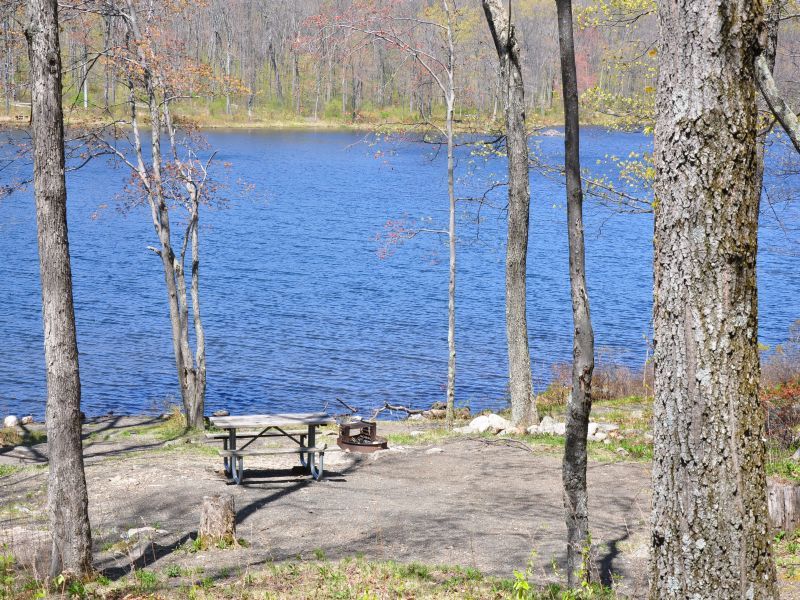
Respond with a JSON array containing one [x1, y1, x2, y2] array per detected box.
[[208, 412, 336, 484]]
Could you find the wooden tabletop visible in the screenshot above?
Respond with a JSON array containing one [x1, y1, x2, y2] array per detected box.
[[209, 412, 336, 429]]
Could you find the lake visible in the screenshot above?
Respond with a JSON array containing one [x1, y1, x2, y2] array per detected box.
[[1, 127, 798, 419]]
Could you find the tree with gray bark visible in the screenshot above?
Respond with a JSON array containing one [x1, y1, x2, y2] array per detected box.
[[24, 0, 92, 578], [650, 0, 777, 596], [555, 0, 595, 587], [481, 0, 538, 431]]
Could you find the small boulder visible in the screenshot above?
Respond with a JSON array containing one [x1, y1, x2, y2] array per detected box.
[[616, 447, 630, 457], [793, 448, 800, 462], [212, 409, 229, 417], [454, 425, 474, 434], [410, 430, 425, 437], [425, 447, 444, 455], [468, 415, 492, 433], [20, 416, 33, 425], [538, 415, 556, 434], [526, 424, 541, 435], [3, 415, 18, 428], [597, 423, 619, 433], [589, 431, 608, 442], [587, 422, 599, 437], [553, 422, 566, 436], [408, 414, 427, 421], [486, 413, 511, 433]]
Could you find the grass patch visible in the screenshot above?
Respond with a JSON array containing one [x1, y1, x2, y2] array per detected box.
[[0, 465, 21, 478]]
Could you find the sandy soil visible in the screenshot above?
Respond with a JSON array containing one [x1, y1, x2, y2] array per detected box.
[[1, 415, 655, 597]]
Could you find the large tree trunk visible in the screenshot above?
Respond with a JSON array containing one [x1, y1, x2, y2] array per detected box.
[[481, 0, 537, 431], [555, 0, 594, 587], [650, 0, 777, 597], [445, 91, 456, 430], [24, 0, 92, 578]]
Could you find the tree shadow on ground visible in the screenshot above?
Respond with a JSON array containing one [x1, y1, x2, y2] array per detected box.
[[100, 533, 194, 580]]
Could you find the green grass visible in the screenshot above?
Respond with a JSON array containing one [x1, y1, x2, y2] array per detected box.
[[0, 465, 20, 478]]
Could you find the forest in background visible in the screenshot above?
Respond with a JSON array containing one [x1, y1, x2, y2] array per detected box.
[[1, 0, 797, 129]]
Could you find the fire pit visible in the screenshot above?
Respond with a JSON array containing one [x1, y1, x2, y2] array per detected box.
[[336, 419, 388, 453]]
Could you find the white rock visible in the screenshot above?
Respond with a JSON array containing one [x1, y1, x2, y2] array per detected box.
[[553, 422, 566, 436], [410, 430, 425, 437], [454, 426, 474, 434], [526, 424, 540, 435], [539, 415, 555, 429], [408, 414, 426, 421], [20, 416, 33, 425], [587, 422, 599, 437], [603, 438, 612, 445], [793, 447, 800, 462], [125, 526, 166, 539], [425, 447, 444, 455], [486, 413, 511, 432], [590, 431, 608, 442], [596, 423, 619, 433], [468, 415, 492, 433], [3, 415, 18, 428], [616, 447, 630, 457]]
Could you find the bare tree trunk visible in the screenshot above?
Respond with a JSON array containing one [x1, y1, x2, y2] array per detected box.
[[82, 43, 88, 109], [555, 0, 594, 586], [482, 0, 537, 431], [24, 0, 92, 578], [650, 0, 777, 597], [268, 40, 283, 104], [3, 16, 11, 115], [443, 3, 456, 430]]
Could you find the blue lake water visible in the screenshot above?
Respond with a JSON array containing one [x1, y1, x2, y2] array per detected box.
[[1, 127, 798, 419]]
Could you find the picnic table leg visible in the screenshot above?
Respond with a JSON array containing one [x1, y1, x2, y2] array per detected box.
[[226, 428, 239, 481], [299, 433, 308, 468], [306, 425, 315, 474]]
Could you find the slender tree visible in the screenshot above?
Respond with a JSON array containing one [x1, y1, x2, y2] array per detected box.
[[482, 0, 538, 431], [650, 0, 777, 597], [555, 0, 595, 587], [24, 0, 92, 578]]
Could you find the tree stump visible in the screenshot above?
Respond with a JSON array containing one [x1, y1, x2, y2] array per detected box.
[[199, 494, 236, 546], [767, 478, 800, 532]]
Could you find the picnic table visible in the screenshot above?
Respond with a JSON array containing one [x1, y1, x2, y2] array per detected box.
[[208, 412, 336, 484]]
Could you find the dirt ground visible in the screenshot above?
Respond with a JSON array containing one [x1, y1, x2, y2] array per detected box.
[[0, 415, 657, 597]]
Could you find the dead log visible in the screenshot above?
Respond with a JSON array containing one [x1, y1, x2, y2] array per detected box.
[[767, 478, 800, 532], [199, 494, 236, 546]]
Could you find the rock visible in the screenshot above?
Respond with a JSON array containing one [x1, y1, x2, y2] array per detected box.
[[596, 423, 619, 433], [3, 415, 18, 428], [429, 401, 447, 411], [539, 415, 555, 429], [603, 438, 612, 445], [526, 424, 540, 435], [616, 447, 630, 457], [553, 422, 566, 436], [20, 415, 33, 425], [410, 430, 425, 437], [125, 526, 167, 539], [587, 422, 599, 437], [408, 414, 426, 421], [793, 448, 800, 462], [540, 128, 564, 137], [212, 409, 229, 417], [486, 413, 511, 432], [425, 447, 444, 454], [589, 431, 608, 442], [454, 425, 473, 434], [468, 415, 492, 433]]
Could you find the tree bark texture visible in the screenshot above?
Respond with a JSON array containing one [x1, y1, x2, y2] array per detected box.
[[650, 0, 777, 597], [767, 479, 800, 533], [481, 0, 538, 431], [199, 494, 236, 545], [24, 0, 92, 578], [555, 0, 595, 587]]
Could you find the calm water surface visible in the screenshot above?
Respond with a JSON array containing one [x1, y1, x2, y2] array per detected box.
[[1, 128, 798, 418]]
